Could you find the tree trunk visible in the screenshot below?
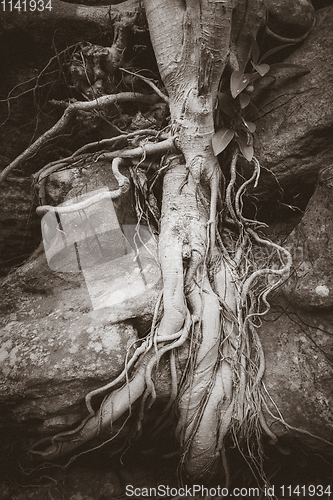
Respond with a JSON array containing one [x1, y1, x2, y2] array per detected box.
[[143, 0, 267, 478]]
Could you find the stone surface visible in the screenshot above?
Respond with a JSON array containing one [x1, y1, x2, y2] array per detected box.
[[283, 165, 333, 309], [264, 0, 315, 38], [251, 6, 333, 207], [1, 244, 332, 455], [0, 246, 161, 428], [0, 311, 136, 422], [0, 177, 40, 276], [261, 297, 333, 452]]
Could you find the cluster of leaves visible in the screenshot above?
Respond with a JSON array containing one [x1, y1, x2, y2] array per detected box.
[[213, 34, 305, 162]]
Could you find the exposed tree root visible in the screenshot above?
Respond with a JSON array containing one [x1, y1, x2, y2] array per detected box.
[[36, 157, 131, 216], [29, 151, 291, 483], [0, 92, 161, 183], [120, 67, 169, 104], [2, 0, 307, 485], [69, 10, 141, 97], [31, 296, 192, 459]]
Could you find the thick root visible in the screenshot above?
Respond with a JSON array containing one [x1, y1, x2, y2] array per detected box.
[[31, 303, 192, 459], [31, 352, 153, 459]]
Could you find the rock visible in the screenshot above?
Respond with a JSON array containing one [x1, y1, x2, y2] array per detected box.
[[252, 6, 333, 207], [0, 244, 332, 457], [0, 177, 39, 277], [283, 165, 333, 309], [0, 299, 137, 424], [261, 297, 333, 453], [0, 244, 160, 427], [264, 0, 315, 39], [40, 161, 162, 327]]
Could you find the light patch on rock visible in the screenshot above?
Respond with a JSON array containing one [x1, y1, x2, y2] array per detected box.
[[88, 341, 103, 353], [30, 352, 38, 362], [101, 330, 119, 352], [4, 322, 18, 331], [9, 346, 19, 366], [69, 343, 79, 354], [0, 340, 13, 363], [292, 355, 299, 365], [0, 349, 9, 363], [315, 285, 330, 297]]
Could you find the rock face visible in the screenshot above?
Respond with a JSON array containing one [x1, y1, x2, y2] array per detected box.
[[0, 224, 332, 454], [252, 6, 333, 206], [264, 0, 315, 39], [0, 297, 137, 427], [284, 165, 333, 309], [0, 247, 161, 432], [0, 178, 39, 277], [261, 298, 333, 452]]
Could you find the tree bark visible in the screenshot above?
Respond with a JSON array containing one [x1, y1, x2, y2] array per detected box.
[[142, 0, 267, 478]]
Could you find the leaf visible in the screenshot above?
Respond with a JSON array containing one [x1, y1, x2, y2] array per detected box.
[[248, 101, 262, 119], [217, 92, 236, 118], [243, 119, 256, 133], [251, 62, 270, 77], [237, 135, 254, 162], [230, 71, 251, 98], [259, 44, 296, 63], [250, 73, 262, 83], [249, 31, 260, 65], [239, 143, 254, 162], [212, 128, 235, 156], [269, 63, 309, 72], [239, 93, 251, 109]]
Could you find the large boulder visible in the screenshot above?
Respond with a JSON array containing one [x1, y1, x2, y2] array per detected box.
[[262, 298, 333, 452], [252, 6, 333, 207], [284, 165, 333, 309], [264, 0, 315, 39], [0, 245, 161, 432], [0, 248, 332, 455]]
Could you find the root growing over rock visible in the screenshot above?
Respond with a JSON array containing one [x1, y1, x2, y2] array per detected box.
[[1, 0, 296, 484]]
